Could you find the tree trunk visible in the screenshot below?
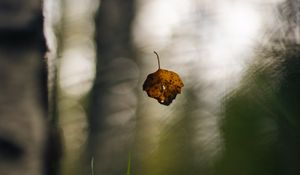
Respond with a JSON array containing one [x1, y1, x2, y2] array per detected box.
[[88, 0, 137, 174], [0, 1, 51, 175]]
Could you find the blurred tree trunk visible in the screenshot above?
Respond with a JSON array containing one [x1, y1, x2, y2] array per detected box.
[[0, 1, 58, 175], [88, 0, 136, 175]]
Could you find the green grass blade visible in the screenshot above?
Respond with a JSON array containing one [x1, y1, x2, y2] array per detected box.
[[126, 153, 131, 175]]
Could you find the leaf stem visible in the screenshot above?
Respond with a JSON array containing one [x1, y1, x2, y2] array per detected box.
[[153, 51, 161, 69]]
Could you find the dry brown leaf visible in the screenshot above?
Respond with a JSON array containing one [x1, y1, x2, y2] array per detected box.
[[143, 52, 184, 105]]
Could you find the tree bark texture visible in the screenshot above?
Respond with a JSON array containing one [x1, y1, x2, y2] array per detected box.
[[88, 0, 137, 174], [0, 1, 51, 175]]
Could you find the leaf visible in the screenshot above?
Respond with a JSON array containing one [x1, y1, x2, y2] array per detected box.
[[143, 52, 184, 105]]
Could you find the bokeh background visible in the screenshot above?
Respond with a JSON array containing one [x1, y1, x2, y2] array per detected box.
[[44, 0, 300, 175]]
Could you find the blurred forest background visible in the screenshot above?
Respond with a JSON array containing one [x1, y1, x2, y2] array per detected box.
[[1, 0, 300, 175]]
